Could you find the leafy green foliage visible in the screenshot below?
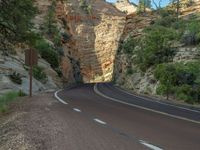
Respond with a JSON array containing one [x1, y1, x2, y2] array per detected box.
[[122, 37, 136, 54], [0, 91, 19, 113], [79, 0, 92, 14], [9, 72, 22, 85], [135, 26, 177, 71], [34, 39, 59, 68], [33, 66, 47, 83], [154, 62, 200, 104], [126, 67, 134, 75], [181, 20, 200, 46], [0, 0, 37, 50], [43, 0, 57, 36]]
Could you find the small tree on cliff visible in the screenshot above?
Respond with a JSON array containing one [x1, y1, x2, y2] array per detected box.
[[137, 0, 151, 14], [170, 0, 180, 21]]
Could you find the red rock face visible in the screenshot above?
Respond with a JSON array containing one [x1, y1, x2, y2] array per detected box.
[[56, 0, 126, 83]]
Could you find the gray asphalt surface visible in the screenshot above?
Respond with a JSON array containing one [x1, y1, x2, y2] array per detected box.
[[58, 83, 200, 150]]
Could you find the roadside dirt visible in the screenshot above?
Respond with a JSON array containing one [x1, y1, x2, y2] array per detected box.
[[0, 93, 67, 150]]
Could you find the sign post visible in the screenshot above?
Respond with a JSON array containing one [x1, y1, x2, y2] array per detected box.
[[25, 49, 38, 97]]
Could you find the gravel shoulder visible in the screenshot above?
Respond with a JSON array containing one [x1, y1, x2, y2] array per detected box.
[[0, 93, 64, 150]]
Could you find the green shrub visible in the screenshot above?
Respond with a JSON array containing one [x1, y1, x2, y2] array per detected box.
[[34, 39, 59, 68], [18, 90, 27, 97], [155, 16, 176, 27], [33, 66, 48, 83], [79, 0, 92, 14], [122, 37, 135, 54], [135, 26, 177, 71], [154, 61, 200, 104], [9, 72, 22, 85], [53, 33, 62, 47], [0, 91, 19, 113], [62, 32, 70, 43], [126, 67, 134, 75], [181, 21, 200, 45], [54, 68, 63, 77]]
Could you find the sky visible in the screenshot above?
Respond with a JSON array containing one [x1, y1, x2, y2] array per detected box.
[[106, 0, 171, 8]]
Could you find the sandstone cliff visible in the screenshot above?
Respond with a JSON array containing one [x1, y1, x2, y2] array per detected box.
[[56, 0, 126, 83], [114, 0, 137, 15]]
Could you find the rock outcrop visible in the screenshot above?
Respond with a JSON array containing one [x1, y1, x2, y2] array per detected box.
[[181, 0, 200, 17], [114, 0, 200, 96], [114, 13, 158, 95], [114, 0, 137, 15], [56, 0, 126, 83]]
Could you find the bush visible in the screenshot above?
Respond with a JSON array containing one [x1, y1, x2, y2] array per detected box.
[[33, 66, 48, 83], [155, 16, 176, 27], [34, 39, 59, 68], [54, 68, 63, 77], [9, 72, 22, 85], [62, 32, 70, 43], [79, 0, 92, 14], [135, 26, 177, 71], [181, 21, 200, 46], [0, 91, 19, 113], [154, 62, 200, 104], [122, 37, 135, 54], [126, 67, 134, 75], [18, 90, 27, 97]]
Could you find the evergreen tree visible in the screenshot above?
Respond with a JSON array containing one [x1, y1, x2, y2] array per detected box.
[[0, 0, 37, 51]]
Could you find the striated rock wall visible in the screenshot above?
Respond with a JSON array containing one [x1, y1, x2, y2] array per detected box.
[[56, 0, 126, 83], [114, 14, 158, 95], [180, 0, 200, 17]]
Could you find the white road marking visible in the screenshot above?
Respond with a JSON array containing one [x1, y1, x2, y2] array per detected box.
[[94, 84, 200, 124], [113, 85, 200, 114], [94, 118, 107, 125], [139, 140, 163, 150], [54, 90, 68, 105], [73, 108, 82, 112]]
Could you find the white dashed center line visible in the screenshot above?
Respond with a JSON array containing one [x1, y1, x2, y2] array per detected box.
[[94, 118, 107, 125], [73, 108, 82, 112], [139, 140, 163, 150]]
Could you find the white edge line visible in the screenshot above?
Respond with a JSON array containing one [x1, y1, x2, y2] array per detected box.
[[94, 84, 200, 124], [113, 85, 200, 114], [73, 108, 82, 112], [54, 90, 68, 105], [94, 118, 107, 125], [139, 140, 163, 150]]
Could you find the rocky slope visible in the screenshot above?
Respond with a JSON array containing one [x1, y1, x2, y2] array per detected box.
[[114, 13, 159, 94], [114, 1, 200, 97], [56, 0, 125, 83]]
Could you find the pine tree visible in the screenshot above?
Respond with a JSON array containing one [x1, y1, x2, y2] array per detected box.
[[0, 0, 37, 51]]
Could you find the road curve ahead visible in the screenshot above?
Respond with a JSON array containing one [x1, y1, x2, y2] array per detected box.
[[57, 83, 200, 150]]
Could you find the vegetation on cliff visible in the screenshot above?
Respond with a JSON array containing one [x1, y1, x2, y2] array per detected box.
[[119, 6, 200, 104]]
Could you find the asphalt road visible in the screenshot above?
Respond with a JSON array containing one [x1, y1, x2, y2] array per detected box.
[[57, 83, 200, 150]]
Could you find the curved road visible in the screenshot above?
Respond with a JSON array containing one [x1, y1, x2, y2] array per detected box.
[[57, 83, 200, 150]]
